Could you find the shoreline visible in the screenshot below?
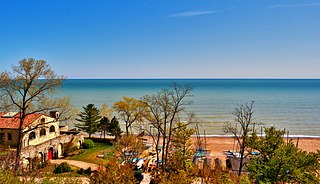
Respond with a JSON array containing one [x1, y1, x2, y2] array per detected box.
[[192, 134, 320, 138]]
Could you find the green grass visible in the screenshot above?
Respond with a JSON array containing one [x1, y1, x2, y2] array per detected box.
[[68, 142, 114, 165]]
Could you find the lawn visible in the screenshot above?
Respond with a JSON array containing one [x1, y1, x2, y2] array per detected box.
[[68, 142, 114, 165]]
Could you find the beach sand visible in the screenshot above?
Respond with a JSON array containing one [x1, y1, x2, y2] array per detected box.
[[191, 137, 320, 163]]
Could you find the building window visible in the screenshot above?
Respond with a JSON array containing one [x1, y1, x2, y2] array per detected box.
[[49, 125, 55, 133], [29, 132, 36, 140], [41, 118, 46, 123], [40, 129, 46, 136], [0, 133, 4, 142], [7, 133, 12, 140]]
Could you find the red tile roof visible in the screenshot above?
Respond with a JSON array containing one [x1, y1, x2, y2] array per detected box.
[[0, 112, 42, 129]]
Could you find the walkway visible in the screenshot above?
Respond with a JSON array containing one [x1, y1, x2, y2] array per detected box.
[[50, 159, 100, 170]]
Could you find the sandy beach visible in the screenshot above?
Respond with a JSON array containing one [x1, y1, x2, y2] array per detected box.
[[191, 136, 320, 162]]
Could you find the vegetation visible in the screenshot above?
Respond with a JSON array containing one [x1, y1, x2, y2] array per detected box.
[[113, 96, 147, 135], [224, 101, 256, 176], [82, 139, 95, 149], [76, 104, 101, 138], [99, 116, 110, 140], [77, 167, 92, 176], [0, 168, 80, 183], [100, 103, 114, 119], [0, 58, 74, 170], [69, 142, 114, 165], [141, 83, 193, 171], [90, 159, 136, 184], [168, 121, 195, 172], [53, 162, 72, 174], [99, 116, 122, 139], [247, 126, 320, 183], [114, 134, 145, 164]]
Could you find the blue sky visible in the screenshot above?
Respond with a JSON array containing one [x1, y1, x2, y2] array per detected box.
[[0, 0, 319, 78]]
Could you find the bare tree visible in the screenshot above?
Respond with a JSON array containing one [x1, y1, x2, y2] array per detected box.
[[224, 101, 255, 176], [0, 58, 74, 170], [141, 83, 193, 170]]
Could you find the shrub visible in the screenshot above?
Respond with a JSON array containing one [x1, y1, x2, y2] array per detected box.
[[83, 139, 95, 149], [84, 167, 92, 175], [53, 162, 71, 174], [78, 167, 92, 176], [77, 168, 85, 175], [0, 169, 21, 183]]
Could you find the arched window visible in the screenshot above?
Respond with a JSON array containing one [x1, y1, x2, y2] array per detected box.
[[29, 132, 36, 140], [40, 129, 46, 136], [49, 125, 55, 133], [7, 133, 12, 140]]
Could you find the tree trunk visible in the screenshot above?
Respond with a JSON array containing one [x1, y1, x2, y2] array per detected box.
[[238, 141, 245, 176], [126, 124, 129, 135], [155, 131, 161, 168], [15, 115, 25, 172]]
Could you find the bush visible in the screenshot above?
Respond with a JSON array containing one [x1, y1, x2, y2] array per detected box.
[[0, 169, 21, 183], [53, 162, 71, 174], [78, 167, 92, 176], [77, 168, 85, 175], [83, 139, 95, 149]]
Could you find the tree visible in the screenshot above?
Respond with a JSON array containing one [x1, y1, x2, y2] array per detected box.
[[114, 134, 144, 164], [99, 116, 110, 140], [75, 104, 101, 138], [100, 103, 114, 119], [98, 116, 122, 140], [90, 159, 136, 184], [0, 58, 73, 170], [109, 116, 122, 139], [113, 97, 147, 135], [247, 126, 320, 183], [141, 83, 193, 171], [169, 121, 195, 172], [224, 101, 255, 176]]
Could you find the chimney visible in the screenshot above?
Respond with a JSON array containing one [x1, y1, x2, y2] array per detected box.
[[49, 111, 60, 119]]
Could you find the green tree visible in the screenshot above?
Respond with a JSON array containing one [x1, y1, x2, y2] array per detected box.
[[109, 116, 122, 139], [76, 104, 101, 138], [0, 58, 74, 170], [98, 116, 122, 139], [113, 97, 147, 135], [169, 121, 195, 171], [247, 126, 320, 183], [99, 116, 110, 140]]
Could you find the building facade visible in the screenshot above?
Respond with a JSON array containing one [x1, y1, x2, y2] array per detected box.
[[0, 111, 83, 165]]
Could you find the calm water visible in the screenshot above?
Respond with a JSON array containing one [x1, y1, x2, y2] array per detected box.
[[57, 79, 320, 136]]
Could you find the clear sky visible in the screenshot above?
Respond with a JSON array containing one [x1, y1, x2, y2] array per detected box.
[[0, 0, 319, 78]]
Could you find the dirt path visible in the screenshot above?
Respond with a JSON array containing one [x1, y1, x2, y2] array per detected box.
[[50, 159, 100, 170]]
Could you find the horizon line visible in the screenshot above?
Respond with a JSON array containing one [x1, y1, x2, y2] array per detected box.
[[63, 78, 320, 80]]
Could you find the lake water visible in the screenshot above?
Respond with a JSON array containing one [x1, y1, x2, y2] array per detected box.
[[57, 79, 320, 136]]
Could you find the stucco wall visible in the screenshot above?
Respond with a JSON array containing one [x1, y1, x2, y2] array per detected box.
[[21, 133, 84, 160], [22, 115, 60, 147]]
